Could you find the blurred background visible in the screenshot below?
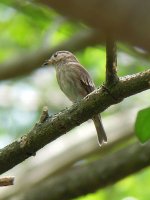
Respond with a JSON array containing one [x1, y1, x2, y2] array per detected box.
[[0, 1, 150, 200]]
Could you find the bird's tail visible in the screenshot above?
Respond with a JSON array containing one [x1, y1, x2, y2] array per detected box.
[[92, 115, 107, 146]]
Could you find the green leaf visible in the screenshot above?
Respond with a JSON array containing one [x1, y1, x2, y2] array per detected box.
[[135, 107, 150, 143]]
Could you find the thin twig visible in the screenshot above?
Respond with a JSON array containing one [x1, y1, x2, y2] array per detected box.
[[0, 176, 14, 187], [39, 106, 49, 123], [106, 37, 119, 86]]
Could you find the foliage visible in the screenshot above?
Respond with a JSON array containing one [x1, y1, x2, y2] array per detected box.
[[135, 107, 150, 143]]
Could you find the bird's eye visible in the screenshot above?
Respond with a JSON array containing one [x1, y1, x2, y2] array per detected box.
[[53, 53, 58, 58]]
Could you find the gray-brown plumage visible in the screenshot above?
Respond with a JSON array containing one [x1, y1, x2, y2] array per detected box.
[[44, 51, 107, 145]]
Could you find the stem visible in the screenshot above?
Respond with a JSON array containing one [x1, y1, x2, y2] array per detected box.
[[106, 37, 119, 86]]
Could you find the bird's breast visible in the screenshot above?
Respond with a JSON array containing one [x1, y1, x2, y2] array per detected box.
[[56, 66, 86, 102]]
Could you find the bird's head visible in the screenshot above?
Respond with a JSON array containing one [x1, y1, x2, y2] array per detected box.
[[43, 51, 78, 67]]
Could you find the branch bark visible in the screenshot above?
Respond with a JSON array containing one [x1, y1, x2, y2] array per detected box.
[[106, 37, 119, 86], [0, 69, 150, 175], [18, 141, 150, 200]]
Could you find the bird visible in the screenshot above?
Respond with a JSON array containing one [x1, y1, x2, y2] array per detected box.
[[43, 50, 107, 145]]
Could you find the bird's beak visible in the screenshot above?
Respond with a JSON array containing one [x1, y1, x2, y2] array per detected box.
[[42, 59, 52, 67]]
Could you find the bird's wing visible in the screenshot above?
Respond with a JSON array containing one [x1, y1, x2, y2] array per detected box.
[[68, 62, 95, 94]]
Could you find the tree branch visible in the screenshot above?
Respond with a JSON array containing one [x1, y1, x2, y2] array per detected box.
[[0, 70, 149, 175], [1, 1, 150, 81], [0, 30, 104, 80], [16, 141, 150, 200], [0, 110, 135, 200], [106, 37, 119, 86], [25, 142, 150, 200], [38, 0, 150, 52]]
